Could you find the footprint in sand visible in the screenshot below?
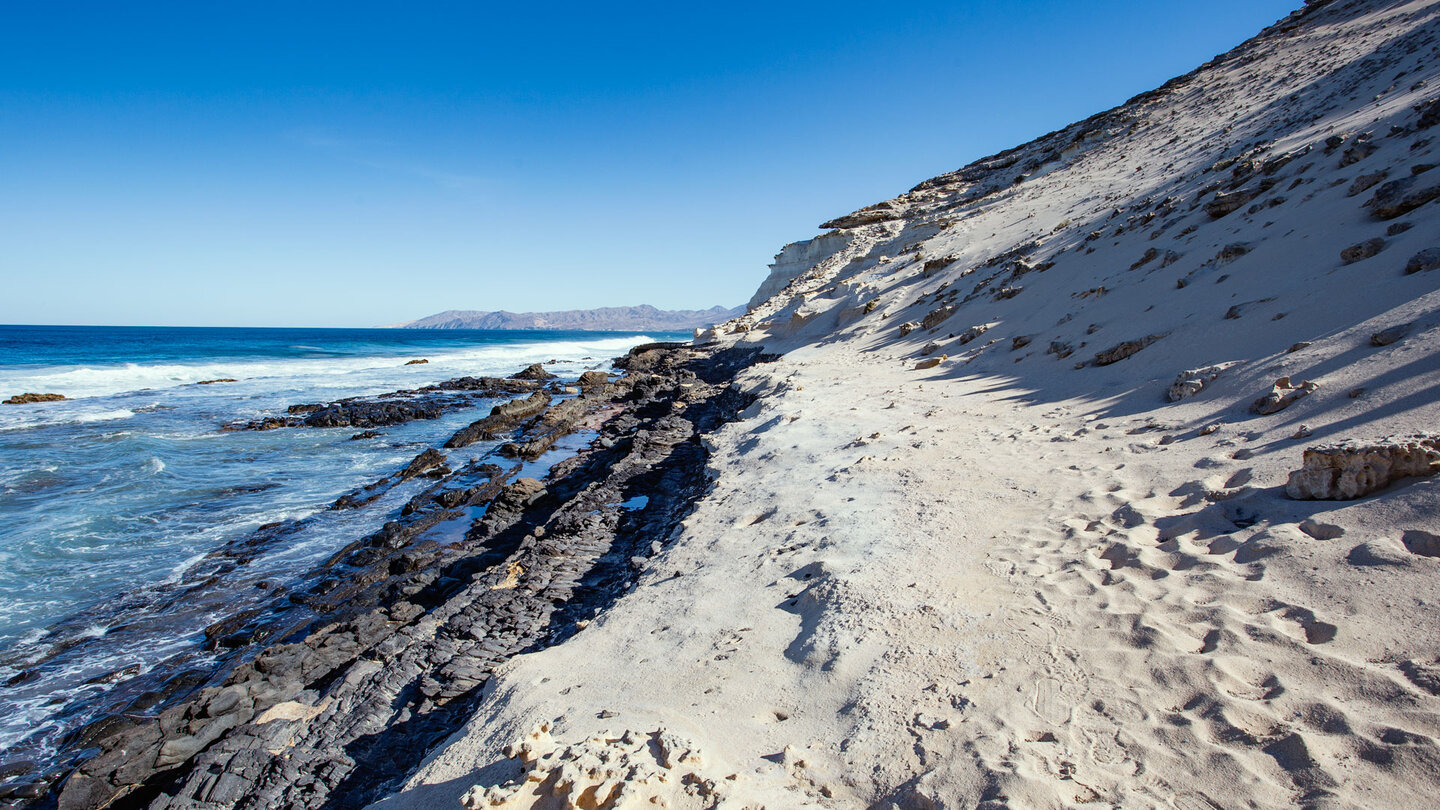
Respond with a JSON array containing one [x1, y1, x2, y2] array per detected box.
[[1032, 678, 1071, 725]]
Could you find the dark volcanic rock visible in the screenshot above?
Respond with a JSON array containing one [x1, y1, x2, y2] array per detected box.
[[510, 363, 557, 381], [36, 344, 777, 810]]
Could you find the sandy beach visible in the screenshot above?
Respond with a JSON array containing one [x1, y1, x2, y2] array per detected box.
[[375, 1, 1440, 807]]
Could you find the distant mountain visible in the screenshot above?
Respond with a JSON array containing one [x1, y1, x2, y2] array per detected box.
[[393, 304, 745, 332]]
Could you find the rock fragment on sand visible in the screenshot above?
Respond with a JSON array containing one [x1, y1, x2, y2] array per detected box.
[[1094, 334, 1164, 366], [1285, 435, 1440, 499], [914, 355, 947, 370], [899, 321, 921, 337], [1340, 237, 1385, 264], [466, 723, 720, 810], [957, 324, 990, 345], [1404, 248, 1440, 274], [1206, 190, 1254, 218], [1366, 176, 1440, 219], [1252, 376, 1318, 415], [1167, 363, 1236, 402], [921, 305, 957, 331], [1347, 171, 1389, 196], [1371, 323, 1411, 346]]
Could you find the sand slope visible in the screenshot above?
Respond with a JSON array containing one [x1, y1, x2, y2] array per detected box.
[[377, 1, 1440, 807]]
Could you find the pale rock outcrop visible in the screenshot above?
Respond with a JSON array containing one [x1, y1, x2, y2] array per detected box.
[[1252, 376, 1318, 415], [1286, 435, 1440, 500], [462, 722, 724, 810], [748, 232, 853, 311], [1167, 362, 1239, 402], [920, 305, 957, 331]]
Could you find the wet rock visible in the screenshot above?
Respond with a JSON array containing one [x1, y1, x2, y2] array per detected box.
[[1371, 323, 1411, 346], [401, 449, 451, 480], [349, 430, 382, 440], [510, 363, 557, 381], [2, 393, 66, 405], [404, 359, 429, 365], [196, 378, 238, 385], [1253, 377, 1318, 415], [1286, 435, 1440, 499], [577, 370, 610, 390], [446, 392, 553, 449], [1340, 238, 1385, 264], [1404, 248, 1440, 274]]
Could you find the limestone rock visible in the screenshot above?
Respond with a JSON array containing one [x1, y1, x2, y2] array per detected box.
[[1252, 376, 1318, 415], [1286, 435, 1440, 499], [957, 324, 991, 345], [898, 321, 921, 337], [464, 724, 722, 810], [1167, 363, 1236, 402], [920, 305, 957, 331], [914, 355, 947, 370]]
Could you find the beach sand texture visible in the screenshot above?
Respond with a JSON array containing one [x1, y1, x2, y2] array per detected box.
[[378, 2, 1440, 807]]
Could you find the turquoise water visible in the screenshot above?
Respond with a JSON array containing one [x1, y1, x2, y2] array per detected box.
[[0, 325, 674, 753]]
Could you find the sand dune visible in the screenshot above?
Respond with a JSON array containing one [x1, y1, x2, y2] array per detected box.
[[378, 1, 1440, 807]]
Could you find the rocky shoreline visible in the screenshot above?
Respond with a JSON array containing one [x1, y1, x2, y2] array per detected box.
[[0, 343, 775, 810]]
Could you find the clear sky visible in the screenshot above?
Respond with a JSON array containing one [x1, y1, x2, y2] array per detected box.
[[1, 1, 1302, 327]]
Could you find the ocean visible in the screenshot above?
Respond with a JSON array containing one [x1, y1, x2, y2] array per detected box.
[[0, 324, 675, 759]]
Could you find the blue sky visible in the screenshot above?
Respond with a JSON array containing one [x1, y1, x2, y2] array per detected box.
[[1, 1, 1302, 327]]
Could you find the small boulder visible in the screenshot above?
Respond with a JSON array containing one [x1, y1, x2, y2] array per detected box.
[[957, 324, 991, 345], [1371, 323, 1411, 346], [577, 370, 610, 389], [1094, 334, 1164, 366], [1347, 171, 1389, 197], [914, 355, 947, 370], [1366, 176, 1440, 220], [1206, 190, 1254, 218], [1253, 377, 1318, 415], [1340, 237, 1386, 264], [510, 363, 557, 381], [898, 321, 922, 337], [1167, 364, 1234, 402], [404, 358, 429, 366], [1404, 248, 1440, 274]]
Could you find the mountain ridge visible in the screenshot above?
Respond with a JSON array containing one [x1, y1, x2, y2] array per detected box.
[[391, 304, 744, 331]]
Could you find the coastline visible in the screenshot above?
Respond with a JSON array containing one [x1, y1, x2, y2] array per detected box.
[[18, 343, 775, 809]]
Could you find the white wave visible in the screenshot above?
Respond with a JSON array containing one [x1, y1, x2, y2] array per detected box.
[[144, 457, 166, 474], [0, 334, 658, 400]]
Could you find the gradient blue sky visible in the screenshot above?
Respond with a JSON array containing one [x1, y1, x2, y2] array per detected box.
[[1, 1, 1302, 327]]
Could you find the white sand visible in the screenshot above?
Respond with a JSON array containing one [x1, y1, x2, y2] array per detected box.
[[376, 1, 1440, 807]]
